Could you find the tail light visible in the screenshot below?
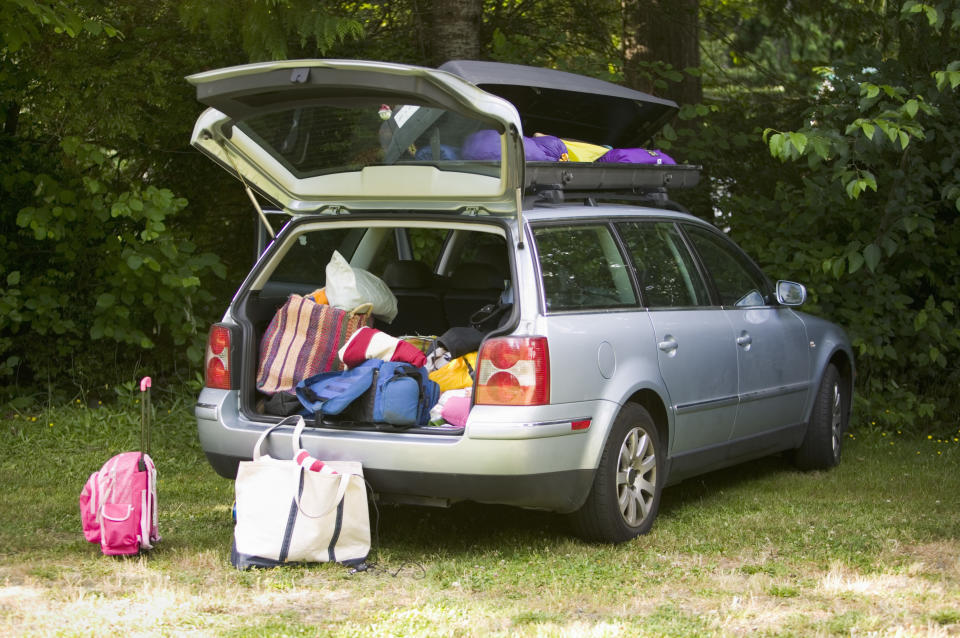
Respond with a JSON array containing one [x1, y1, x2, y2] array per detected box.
[[475, 336, 549, 406], [204, 324, 234, 390]]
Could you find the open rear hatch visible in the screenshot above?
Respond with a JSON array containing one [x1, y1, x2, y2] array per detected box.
[[188, 60, 525, 218]]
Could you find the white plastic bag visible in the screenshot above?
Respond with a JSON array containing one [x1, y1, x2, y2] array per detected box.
[[325, 251, 398, 323]]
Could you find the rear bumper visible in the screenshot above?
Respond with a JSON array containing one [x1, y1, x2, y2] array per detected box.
[[204, 450, 592, 513], [196, 388, 618, 513]]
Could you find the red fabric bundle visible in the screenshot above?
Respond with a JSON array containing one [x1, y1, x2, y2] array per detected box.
[[338, 327, 427, 369]]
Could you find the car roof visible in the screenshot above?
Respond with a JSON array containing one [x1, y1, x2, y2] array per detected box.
[[521, 202, 707, 225]]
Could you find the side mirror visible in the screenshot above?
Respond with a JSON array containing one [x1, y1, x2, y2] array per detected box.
[[776, 280, 806, 306]]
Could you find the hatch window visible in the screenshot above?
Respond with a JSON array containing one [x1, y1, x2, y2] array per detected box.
[[238, 104, 503, 179]]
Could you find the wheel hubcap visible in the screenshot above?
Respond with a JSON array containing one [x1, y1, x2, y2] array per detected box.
[[616, 427, 657, 527], [830, 381, 843, 458]]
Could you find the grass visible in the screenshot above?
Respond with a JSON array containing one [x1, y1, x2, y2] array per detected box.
[[1, 389, 959, 637]]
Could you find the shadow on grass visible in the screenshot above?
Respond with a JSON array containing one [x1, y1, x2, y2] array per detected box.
[[658, 453, 795, 518], [369, 453, 798, 554], [374, 501, 564, 554]]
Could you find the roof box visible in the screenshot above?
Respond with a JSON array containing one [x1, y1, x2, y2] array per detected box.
[[438, 60, 678, 147]]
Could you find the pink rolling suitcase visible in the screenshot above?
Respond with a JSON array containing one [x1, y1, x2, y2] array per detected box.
[[79, 377, 160, 555]]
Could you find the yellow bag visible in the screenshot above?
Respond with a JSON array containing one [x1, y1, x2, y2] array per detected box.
[[429, 352, 477, 393], [562, 139, 610, 162]]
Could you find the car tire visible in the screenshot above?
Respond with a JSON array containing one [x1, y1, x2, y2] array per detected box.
[[793, 363, 847, 471], [569, 403, 664, 543]]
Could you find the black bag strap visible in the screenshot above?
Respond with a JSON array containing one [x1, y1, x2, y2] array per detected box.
[[469, 301, 512, 332]]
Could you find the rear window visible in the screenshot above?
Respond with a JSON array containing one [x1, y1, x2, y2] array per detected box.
[[533, 224, 637, 312], [616, 221, 709, 308], [238, 104, 503, 179], [266, 227, 363, 285], [367, 227, 449, 277]]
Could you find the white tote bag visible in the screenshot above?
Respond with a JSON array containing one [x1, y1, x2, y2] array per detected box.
[[231, 416, 370, 568]]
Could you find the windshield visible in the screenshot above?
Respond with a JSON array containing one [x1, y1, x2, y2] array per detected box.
[[238, 103, 504, 179]]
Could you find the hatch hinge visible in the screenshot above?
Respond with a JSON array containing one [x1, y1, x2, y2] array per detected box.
[[462, 206, 481, 216], [209, 130, 277, 240], [242, 184, 275, 240], [323, 205, 348, 215]]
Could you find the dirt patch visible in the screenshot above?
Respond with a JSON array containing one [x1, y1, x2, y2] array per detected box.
[[3, 544, 960, 636], [900, 541, 960, 579]]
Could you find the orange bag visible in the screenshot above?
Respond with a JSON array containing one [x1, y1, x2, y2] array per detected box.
[[310, 288, 329, 306]]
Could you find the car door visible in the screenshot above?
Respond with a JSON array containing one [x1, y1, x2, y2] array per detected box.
[[616, 221, 739, 458], [682, 225, 811, 449]]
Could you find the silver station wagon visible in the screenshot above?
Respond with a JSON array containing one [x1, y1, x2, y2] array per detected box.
[[190, 59, 854, 543]]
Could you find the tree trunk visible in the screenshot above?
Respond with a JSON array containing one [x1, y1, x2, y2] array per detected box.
[[3, 103, 18, 135], [622, 0, 701, 105], [429, 0, 483, 66]]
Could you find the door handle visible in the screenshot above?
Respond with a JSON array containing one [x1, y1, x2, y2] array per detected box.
[[657, 336, 678, 354], [736, 333, 752, 348]]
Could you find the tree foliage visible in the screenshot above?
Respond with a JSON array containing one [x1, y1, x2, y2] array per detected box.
[[178, 0, 362, 61], [685, 0, 960, 430], [0, 2, 227, 397]]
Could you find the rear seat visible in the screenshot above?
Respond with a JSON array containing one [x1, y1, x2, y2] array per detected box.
[[378, 260, 447, 336], [443, 262, 505, 328]]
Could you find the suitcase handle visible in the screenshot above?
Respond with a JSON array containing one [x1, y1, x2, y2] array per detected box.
[[139, 377, 152, 472]]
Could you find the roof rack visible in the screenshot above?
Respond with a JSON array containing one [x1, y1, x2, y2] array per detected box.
[[523, 162, 701, 208]]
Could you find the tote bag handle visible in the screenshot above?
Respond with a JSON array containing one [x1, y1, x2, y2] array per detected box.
[[251, 415, 303, 461], [249, 416, 356, 519], [289, 416, 354, 518], [349, 303, 374, 317]]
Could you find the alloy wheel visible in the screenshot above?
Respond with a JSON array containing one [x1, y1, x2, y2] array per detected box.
[[830, 381, 843, 459], [616, 426, 657, 527]]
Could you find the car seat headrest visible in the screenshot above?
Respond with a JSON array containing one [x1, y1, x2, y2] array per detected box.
[[383, 260, 432, 288], [450, 262, 504, 290]]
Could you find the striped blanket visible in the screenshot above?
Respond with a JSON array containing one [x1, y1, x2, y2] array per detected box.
[[256, 294, 372, 394]]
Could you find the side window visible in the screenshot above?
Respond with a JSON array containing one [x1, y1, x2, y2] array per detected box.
[[684, 225, 770, 307], [408, 227, 448, 266], [532, 224, 636, 312], [616, 221, 709, 308]]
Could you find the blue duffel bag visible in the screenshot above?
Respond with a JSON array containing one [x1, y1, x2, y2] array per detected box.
[[296, 360, 439, 426]]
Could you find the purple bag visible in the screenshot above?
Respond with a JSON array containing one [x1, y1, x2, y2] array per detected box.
[[415, 144, 459, 160], [528, 135, 567, 161], [597, 148, 676, 165], [461, 130, 501, 160], [462, 130, 567, 161]]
